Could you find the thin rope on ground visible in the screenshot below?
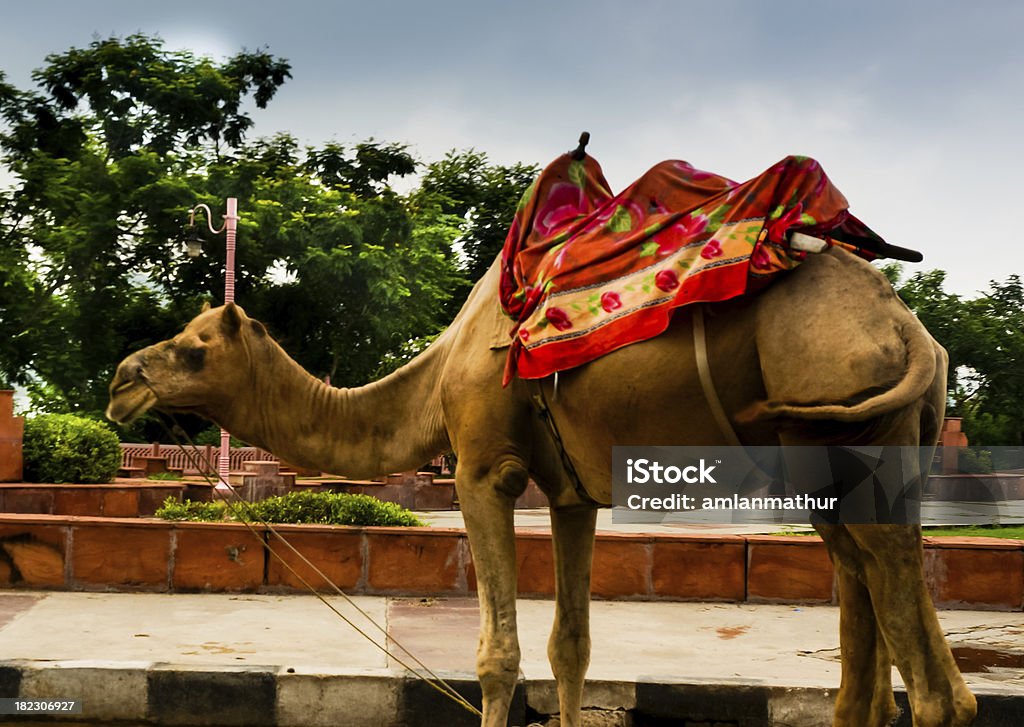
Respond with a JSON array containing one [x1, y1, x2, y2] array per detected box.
[[156, 416, 482, 719]]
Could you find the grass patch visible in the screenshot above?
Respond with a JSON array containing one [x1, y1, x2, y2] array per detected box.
[[773, 525, 1024, 539], [146, 471, 183, 481], [923, 525, 1024, 539]]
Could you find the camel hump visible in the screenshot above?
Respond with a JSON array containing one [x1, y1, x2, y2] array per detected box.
[[743, 248, 938, 423]]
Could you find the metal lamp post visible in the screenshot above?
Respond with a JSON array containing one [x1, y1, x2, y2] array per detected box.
[[185, 198, 239, 488]]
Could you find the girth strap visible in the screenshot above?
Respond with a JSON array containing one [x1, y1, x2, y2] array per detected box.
[[530, 378, 600, 506], [527, 304, 740, 506], [692, 305, 743, 447]]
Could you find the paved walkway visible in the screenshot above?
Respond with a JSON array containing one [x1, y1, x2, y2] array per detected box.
[[420, 504, 1024, 533], [0, 590, 1021, 725], [419, 507, 811, 535]]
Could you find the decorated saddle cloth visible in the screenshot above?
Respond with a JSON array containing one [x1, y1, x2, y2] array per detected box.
[[498, 152, 884, 384]]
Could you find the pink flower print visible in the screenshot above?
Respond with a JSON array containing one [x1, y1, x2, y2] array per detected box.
[[545, 307, 573, 331], [654, 270, 680, 292], [700, 239, 723, 260], [678, 213, 709, 239], [647, 209, 710, 255], [674, 160, 718, 182], [751, 244, 771, 270], [523, 285, 545, 310], [535, 183, 585, 237], [769, 156, 806, 175], [769, 156, 827, 194], [766, 204, 805, 243], [593, 198, 643, 227], [552, 243, 572, 270], [600, 291, 623, 312], [518, 328, 530, 342]]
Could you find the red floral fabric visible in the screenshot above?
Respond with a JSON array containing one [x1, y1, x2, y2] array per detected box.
[[499, 152, 883, 384]]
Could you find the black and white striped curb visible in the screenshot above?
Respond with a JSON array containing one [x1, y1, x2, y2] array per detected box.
[[0, 661, 1020, 726]]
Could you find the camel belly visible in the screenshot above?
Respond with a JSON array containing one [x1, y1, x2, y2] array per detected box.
[[539, 298, 771, 505]]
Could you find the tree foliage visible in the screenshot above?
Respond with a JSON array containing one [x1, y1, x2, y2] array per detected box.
[[884, 265, 1023, 445], [0, 35, 478, 439], [415, 149, 537, 313], [0, 34, 295, 413]]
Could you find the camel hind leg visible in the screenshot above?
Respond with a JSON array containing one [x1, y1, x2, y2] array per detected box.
[[816, 524, 899, 727], [846, 523, 976, 727], [783, 417, 976, 727]]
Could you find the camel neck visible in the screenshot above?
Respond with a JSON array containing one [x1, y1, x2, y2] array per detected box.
[[223, 332, 450, 478]]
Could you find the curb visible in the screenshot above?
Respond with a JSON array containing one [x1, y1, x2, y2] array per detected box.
[[0, 660, 1021, 726]]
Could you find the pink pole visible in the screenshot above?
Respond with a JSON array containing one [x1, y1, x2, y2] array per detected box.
[[218, 198, 239, 487]]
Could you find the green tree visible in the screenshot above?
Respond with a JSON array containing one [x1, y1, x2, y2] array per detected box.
[[0, 35, 465, 435], [959, 276, 1024, 445], [0, 34, 292, 417], [884, 265, 1023, 445], [416, 149, 537, 312], [199, 133, 465, 385]]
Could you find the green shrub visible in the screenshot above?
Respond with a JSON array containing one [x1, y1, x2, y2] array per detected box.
[[23, 413, 122, 484], [155, 496, 228, 522], [154, 490, 423, 527], [244, 491, 424, 527], [958, 447, 994, 474]]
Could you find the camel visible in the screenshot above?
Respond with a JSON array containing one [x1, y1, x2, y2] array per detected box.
[[107, 247, 976, 727]]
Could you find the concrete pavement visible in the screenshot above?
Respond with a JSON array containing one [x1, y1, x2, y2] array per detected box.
[[418, 507, 812, 536], [0, 590, 1022, 725]]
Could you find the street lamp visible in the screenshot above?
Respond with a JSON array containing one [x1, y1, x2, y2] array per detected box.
[[185, 198, 239, 489]]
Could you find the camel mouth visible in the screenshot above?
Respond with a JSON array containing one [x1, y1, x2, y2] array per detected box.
[[105, 381, 159, 424]]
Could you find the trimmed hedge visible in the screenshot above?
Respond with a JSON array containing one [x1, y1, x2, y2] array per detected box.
[[156, 491, 424, 527], [155, 497, 228, 522], [23, 413, 122, 484]]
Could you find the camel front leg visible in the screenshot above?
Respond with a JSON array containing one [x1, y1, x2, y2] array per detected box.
[[816, 524, 898, 727], [848, 524, 977, 727], [547, 505, 597, 727], [457, 458, 525, 726]]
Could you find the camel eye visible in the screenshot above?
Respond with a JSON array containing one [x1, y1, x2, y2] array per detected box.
[[178, 345, 206, 372]]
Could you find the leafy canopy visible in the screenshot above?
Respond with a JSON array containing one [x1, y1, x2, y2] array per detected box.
[[0, 34, 507, 442], [883, 265, 1024, 445]]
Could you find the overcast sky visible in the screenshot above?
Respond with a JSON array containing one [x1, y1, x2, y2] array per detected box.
[[2, 1, 1021, 295]]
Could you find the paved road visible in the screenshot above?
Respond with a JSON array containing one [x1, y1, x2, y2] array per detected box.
[[0, 590, 1021, 725]]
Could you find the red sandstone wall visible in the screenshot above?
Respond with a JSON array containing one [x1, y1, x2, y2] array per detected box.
[[0, 392, 24, 482], [0, 514, 1020, 611]]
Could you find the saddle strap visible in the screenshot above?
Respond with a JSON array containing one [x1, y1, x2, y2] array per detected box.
[[530, 380, 600, 506], [693, 305, 743, 447]]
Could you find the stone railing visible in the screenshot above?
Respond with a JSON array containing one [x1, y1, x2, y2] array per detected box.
[[119, 442, 277, 475]]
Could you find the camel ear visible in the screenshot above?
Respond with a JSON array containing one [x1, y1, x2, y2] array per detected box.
[[221, 302, 243, 336], [201, 301, 211, 313], [250, 319, 267, 337]]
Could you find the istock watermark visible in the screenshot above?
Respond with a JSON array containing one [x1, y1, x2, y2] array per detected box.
[[625, 457, 719, 484], [612, 446, 1024, 525]]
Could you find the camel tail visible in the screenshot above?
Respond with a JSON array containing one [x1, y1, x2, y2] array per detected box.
[[741, 323, 938, 423]]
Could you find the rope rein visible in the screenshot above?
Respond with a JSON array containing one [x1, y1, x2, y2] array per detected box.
[[155, 415, 482, 719]]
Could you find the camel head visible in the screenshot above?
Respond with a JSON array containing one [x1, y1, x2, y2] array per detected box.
[[106, 302, 268, 425]]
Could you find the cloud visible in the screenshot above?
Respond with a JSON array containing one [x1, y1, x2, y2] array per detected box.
[[1, 0, 1020, 295]]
